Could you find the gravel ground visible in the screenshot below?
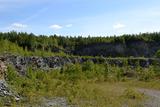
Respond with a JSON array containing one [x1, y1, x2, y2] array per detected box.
[[24, 97, 77, 107], [138, 88, 160, 107]]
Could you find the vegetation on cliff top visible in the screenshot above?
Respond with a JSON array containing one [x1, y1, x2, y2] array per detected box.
[[0, 31, 160, 57]]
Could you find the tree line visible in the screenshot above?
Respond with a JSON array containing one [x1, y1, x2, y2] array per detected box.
[[0, 31, 160, 54]]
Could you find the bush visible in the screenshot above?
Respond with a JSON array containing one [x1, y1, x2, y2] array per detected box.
[[155, 49, 160, 58], [82, 60, 94, 71], [6, 65, 19, 82], [62, 64, 84, 82], [123, 88, 143, 99], [138, 67, 155, 81]]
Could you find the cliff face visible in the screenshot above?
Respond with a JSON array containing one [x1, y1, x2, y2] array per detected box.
[[0, 54, 159, 75], [73, 41, 160, 57]]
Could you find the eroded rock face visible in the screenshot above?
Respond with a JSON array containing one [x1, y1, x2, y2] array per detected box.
[[73, 41, 160, 57], [0, 54, 160, 75], [0, 60, 20, 104], [0, 80, 20, 107], [0, 80, 19, 99]]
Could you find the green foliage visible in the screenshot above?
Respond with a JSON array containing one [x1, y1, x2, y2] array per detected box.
[[5, 63, 160, 106], [0, 40, 24, 55], [123, 88, 143, 100], [82, 60, 94, 71], [0, 39, 67, 57], [62, 64, 84, 82], [6, 65, 19, 81], [0, 31, 160, 57], [152, 65, 160, 77], [155, 49, 160, 58], [137, 67, 156, 81]]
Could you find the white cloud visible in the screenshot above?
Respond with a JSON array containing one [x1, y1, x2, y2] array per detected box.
[[113, 23, 126, 29], [49, 24, 73, 30], [1, 22, 28, 32], [11, 23, 27, 28], [65, 24, 73, 28], [49, 24, 62, 30]]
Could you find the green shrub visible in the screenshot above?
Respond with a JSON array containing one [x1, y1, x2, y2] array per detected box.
[[82, 60, 94, 71], [152, 65, 160, 77], [63, 64, 84, 82], [6, 65, 19, 82], [123, 88, 143, 100], [155, 49, 160, 58], [138, 67, 155, 81]]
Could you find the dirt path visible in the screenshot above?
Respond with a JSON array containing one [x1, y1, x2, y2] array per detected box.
[[138, 88, 160, 107]]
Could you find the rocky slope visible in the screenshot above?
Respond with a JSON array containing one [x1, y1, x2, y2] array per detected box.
[[0, 61, 20, 106], [0, 54, 159, 75]]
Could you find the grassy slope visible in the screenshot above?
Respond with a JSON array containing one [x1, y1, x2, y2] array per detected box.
[[3, 63, 160, 107]]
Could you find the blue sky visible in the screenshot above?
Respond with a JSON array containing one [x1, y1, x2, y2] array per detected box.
[[0, 0, 160, 36]]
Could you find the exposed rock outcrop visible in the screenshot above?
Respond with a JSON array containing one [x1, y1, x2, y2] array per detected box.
[[0, 60, 20, 104], [0, 80, 20, 100], [0, 54, 159, 75], [73, 41, 160, 57]]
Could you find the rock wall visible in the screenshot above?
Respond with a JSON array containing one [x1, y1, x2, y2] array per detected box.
[[73, 41, 160, 57], [0, 54, 159, 75]]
